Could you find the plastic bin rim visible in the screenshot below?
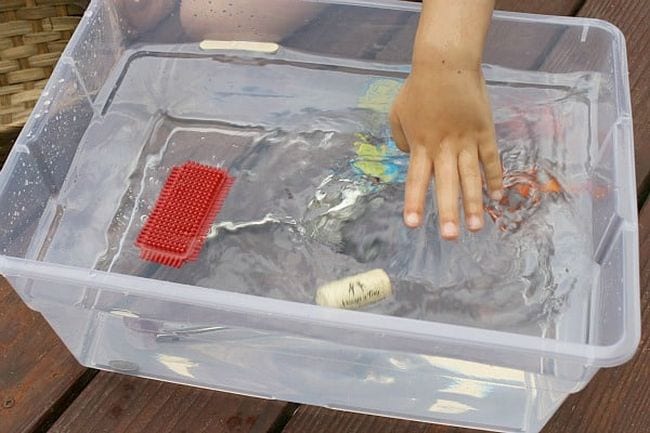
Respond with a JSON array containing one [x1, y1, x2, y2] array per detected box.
[[0, 255, 640, 368]]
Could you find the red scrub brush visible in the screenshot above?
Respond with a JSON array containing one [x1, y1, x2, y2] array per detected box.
[[135, 161, 233, 267]]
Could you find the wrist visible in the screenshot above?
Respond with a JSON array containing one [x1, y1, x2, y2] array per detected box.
[[412, 42, 482, 74], [413, 0, 492, 73]]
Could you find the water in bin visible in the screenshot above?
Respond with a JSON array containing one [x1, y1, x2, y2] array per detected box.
[[88, 16, 599, 339]]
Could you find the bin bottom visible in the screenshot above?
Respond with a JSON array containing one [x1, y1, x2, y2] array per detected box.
[[27, 296, 582, 433]]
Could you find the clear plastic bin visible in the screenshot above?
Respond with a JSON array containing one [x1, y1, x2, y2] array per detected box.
[[0, 1, 639, 432]]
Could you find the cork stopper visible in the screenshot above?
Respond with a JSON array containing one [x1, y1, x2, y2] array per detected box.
[[315, 269, 392, 309]]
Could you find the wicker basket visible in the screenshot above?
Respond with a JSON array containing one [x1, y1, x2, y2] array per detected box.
[[0, 0, 88, 140]]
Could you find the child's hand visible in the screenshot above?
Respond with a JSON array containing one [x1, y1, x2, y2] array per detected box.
[[390, 65, 502, 239], [391, 0, 501, 240]]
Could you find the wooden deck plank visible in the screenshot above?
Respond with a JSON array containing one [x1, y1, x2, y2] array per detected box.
[[48, 372, 295, 433], [541, 0, 650, 201], [494, 0, 584, 14], [403, 0, 585, 14], [287, 1, 584, 67], [0, 129, 19, 167], [279, 200, 650, 432], [0, 277, 89, 433], [282, 5, 408, 59], [377, 1, 583, 71]]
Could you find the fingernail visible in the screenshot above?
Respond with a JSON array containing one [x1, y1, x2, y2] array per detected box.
[[405, 212, 420, 227], [441, 222, 458, 239], [490, 190, 503, 201], [468, 215, 483, 231]]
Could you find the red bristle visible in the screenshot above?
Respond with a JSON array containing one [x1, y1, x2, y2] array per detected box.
[[135, 161, 233, 268]]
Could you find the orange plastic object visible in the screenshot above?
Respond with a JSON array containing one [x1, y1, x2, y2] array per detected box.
[[485, 167, 563, 232], [136, 162, 233, 267]]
